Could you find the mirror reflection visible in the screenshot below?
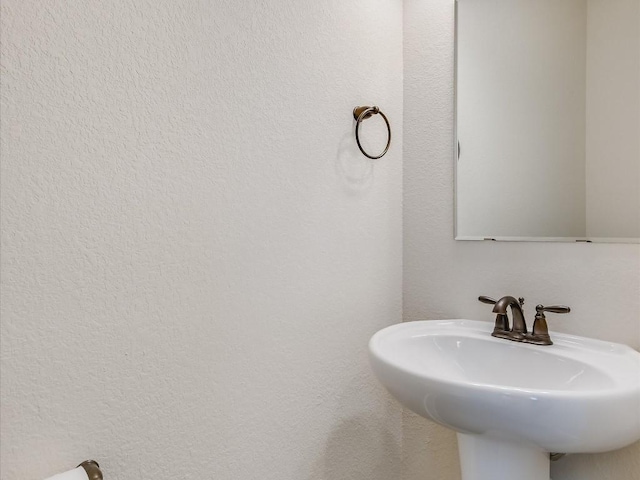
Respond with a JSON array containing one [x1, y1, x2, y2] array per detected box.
[[455, 0, 639, 242]]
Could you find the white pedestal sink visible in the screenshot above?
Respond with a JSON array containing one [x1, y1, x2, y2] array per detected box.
[[368, 320, 640, 480]]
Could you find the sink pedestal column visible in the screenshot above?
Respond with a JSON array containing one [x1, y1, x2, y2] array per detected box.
[[457, 434, 550, 480]]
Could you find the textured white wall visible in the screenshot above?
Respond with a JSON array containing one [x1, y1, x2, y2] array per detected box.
[[3, 1, 639, 479], [0, 1, 403, 479], [456, 0, 587, 239], [404, 1, 640, 480]]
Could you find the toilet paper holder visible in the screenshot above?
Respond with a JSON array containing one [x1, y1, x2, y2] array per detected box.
[[78, 460, 103, 480]]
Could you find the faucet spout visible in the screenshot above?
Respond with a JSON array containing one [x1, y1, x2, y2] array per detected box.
[[492, 296, 527, 336]]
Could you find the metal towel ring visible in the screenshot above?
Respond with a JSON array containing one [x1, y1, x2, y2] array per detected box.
[[78, 460, 103, 480], [353, 106, 391, 159]]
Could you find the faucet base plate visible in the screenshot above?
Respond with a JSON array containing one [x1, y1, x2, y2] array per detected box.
[[492, 331, 553, 346]]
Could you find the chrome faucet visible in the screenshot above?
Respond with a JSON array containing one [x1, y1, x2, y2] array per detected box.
[[478, 295, 570, 345]]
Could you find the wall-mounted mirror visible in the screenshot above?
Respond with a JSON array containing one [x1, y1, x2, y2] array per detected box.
[[455, 0, 639, 243]]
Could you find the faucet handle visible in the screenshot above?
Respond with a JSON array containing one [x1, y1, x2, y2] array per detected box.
[[478, 296, 497, 305], [478, 296, 525, 307], [529, 304, 571, 345], [536, 305, 570, 315]]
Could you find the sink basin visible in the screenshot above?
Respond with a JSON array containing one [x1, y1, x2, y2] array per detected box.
[[369, 320, 640, 480]]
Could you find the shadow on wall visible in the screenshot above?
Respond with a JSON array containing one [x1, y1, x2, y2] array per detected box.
[[303, 406, 462, 480], [296, 371, 403, 480], [335, 132, 374, 195], [294, 359, 461, 480], [551, 442, 640, 480], [305, 414, 402, 480]]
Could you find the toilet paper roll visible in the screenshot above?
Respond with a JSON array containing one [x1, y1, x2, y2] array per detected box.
[[44, 466, 89, 480]]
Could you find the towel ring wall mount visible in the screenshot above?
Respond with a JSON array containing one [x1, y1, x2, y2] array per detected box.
[[353, 106, 391, 159]]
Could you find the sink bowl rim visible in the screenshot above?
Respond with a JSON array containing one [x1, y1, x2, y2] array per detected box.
[[369, 319, 640, 398]]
